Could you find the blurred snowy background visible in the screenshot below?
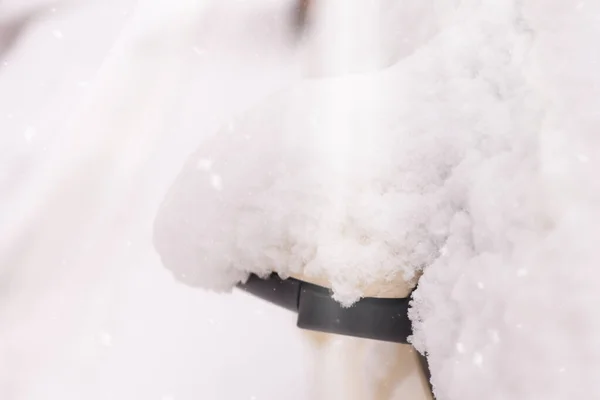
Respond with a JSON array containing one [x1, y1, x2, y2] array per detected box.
[[0, 0, 314, 399]]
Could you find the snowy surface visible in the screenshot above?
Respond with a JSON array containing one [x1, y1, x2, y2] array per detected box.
[[154, 0, 600, 399], [1, 1, 314, 399]]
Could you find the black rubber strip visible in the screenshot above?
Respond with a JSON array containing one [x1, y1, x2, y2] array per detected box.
[[237, 273, 412, 343], [237, 273, 301, 312], [296, 282, 412, 343]]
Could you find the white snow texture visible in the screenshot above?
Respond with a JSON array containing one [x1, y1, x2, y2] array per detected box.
[[154, 0, 600, 399]]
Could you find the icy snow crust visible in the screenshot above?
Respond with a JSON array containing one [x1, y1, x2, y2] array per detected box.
[[155, 1, 600, 398]]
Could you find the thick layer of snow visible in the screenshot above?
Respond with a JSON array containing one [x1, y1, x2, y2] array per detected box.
[[154, 0, 462, 305], [412, 2, 600, 399], [154, 0, 600, 399], [1, 1, 314, 399], [154, 0, 534, 306]]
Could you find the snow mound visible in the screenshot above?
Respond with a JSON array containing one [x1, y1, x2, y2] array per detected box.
[[153, 0, 534, 305]]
